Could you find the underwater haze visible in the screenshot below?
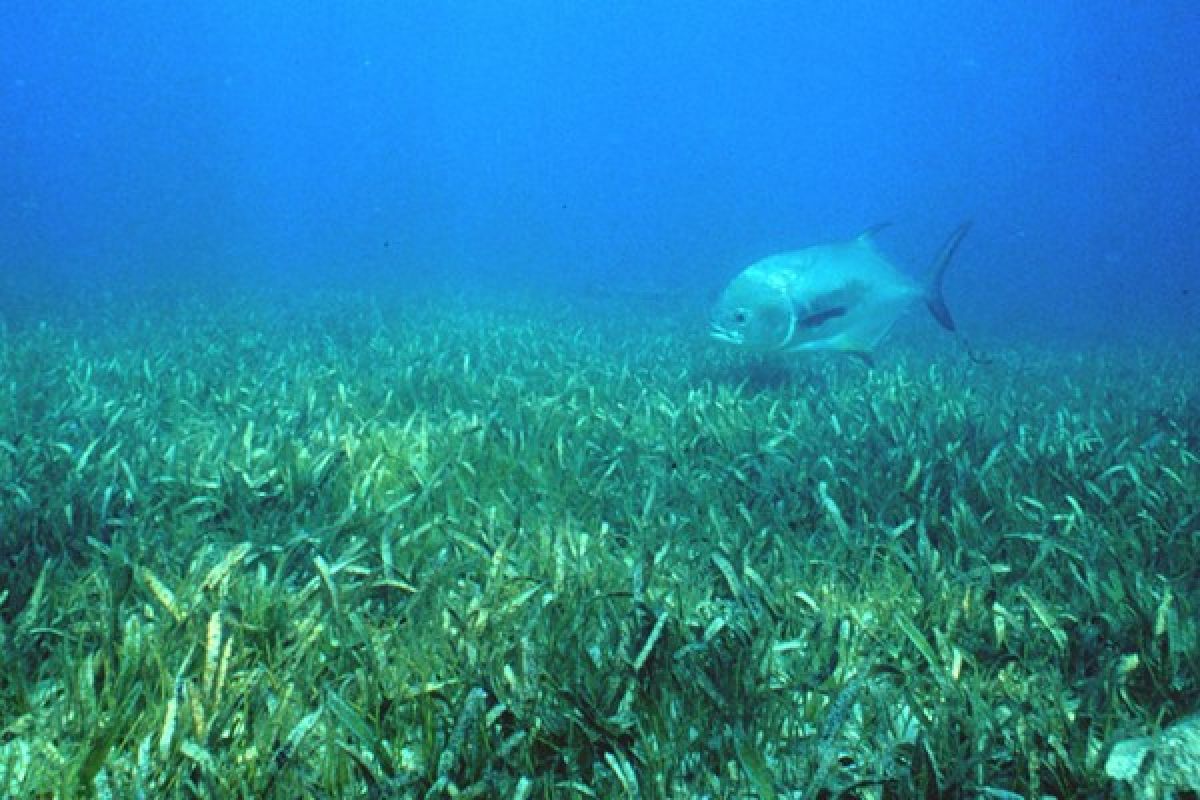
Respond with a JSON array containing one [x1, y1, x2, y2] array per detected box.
[[3, 1, 1199, 338], [3, 3, 1200, 798]]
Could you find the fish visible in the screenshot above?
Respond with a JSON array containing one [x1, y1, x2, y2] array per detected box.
[[710, 222, 971, 362]]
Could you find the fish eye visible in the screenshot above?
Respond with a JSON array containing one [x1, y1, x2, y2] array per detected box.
[[732, 309, 749, 325]]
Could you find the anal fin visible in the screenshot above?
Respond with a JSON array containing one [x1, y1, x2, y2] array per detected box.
[[830, 332, 876, 367], [845, 349, 875, 368]]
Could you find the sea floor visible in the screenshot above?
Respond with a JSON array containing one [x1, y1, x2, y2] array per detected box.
[[0, 285, 1197, 798]]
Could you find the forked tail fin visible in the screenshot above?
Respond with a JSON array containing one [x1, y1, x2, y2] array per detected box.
[[925, 221, 972, 332]]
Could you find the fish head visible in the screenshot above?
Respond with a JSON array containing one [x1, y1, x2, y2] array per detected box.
[[710, 267, 795, 350]]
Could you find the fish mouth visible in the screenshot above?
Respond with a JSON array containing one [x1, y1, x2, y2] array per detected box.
[[709, 324, 743, 345]]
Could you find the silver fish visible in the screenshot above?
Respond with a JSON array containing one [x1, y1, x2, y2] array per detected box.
[[710, 222, 971, 361]]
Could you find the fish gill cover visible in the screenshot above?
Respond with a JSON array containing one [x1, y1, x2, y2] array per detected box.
[[0, 2, 1198, 797]]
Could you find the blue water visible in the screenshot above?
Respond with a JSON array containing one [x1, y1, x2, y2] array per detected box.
[[3, 1, 1197, 339]]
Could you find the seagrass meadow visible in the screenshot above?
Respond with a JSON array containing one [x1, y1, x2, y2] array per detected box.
[[0, 285, 1197, 799]]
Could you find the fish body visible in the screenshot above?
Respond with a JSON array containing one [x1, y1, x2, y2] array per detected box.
[[710, 223, 970, 360]]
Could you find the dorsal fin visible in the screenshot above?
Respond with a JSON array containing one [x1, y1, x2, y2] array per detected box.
[[857, 222, 892, 243]]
